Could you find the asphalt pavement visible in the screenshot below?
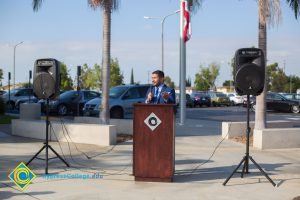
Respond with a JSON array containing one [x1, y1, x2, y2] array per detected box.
[[185, 106, 300, 122]]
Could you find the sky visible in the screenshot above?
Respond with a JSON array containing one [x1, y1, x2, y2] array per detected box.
[[0, 0, 299, 88]]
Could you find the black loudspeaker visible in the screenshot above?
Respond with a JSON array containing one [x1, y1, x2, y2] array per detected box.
[[234, 48, 265, 96], [33, 58, 60, 100]]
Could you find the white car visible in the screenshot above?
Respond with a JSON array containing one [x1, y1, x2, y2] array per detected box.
[[226, 93, 243, 105]]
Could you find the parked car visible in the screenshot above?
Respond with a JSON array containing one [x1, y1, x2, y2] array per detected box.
[[242, 95, 255, 107], [250, 92, 300, 113], [39, 90, 100, 116], [226, 93, 243, 105], [176, 93, 195, 108], [208, 92, 231, 107], [16, 90, 68, 110], [186, 94, 195, 108], [83, 84, 151, 118], [281, 93, 300, 102], [15, 96, 39, 110], [190, 92, 211, 107], [1, 88, 35, 110], [0, 90, 6, 96]]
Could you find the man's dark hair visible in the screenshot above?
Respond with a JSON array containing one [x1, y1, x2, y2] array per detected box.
[[152, 70, 164, 78]]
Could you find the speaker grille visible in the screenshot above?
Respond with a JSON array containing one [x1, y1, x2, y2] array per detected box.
[[235, 63, 264, 96], [33, 72, 56, 99]]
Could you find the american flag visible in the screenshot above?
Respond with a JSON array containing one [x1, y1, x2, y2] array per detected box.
[[182, 0, 191, 42]]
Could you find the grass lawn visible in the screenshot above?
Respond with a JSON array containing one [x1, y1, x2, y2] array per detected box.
[[0, 114, 17, 124]]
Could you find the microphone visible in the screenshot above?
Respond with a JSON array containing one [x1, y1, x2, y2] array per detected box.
[[146, 86, 153, 104]]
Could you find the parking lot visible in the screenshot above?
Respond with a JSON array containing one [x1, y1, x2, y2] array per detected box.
[[5, 104, 300, 123], [185, 106, 300, 122]]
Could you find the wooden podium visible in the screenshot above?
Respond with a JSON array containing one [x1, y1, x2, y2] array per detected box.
[[133, 103, 175, 182]]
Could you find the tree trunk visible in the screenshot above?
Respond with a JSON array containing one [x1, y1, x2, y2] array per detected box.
[[100, 2, 111, 124], [255, 0, 267, 130]]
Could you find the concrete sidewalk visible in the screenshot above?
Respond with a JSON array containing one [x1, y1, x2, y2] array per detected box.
[[0, 119, 300, 200]]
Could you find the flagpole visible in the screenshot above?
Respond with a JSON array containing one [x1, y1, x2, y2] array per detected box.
[[179, 0, 186, 125]]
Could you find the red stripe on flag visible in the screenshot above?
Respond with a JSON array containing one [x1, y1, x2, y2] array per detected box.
[[182, 1, 190, 42]]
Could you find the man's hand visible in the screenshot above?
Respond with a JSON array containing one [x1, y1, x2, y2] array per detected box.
[[146, 91, 153, 103]]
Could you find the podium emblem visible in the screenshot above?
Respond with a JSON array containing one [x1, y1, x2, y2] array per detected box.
[[144, 112, 162, 131]]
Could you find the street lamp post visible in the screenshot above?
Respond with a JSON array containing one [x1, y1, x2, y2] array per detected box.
[[13, 41, 23, 89], [290, 76, 292, 93], [144, 10, 180, 72]]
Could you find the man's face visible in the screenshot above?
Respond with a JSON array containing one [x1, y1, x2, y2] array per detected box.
[[151, 74, 163, 86]]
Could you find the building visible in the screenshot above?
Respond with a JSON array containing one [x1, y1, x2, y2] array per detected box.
[[216, 86, 235, 93], [174, 86, 196, 94], [0, 83, 28, 91]]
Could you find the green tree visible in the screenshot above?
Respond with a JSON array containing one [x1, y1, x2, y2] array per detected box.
[[110, 58, 123, 87], [164, 76, 175, 89], [186, 77, 192, 87], [81, 64, 94, 89], [266, 62, 288, 92], [20, 82, 31, 88], [271, 70, 288, 92], [80, 59, 122, 90], [267, 62, 278, 90], [60, 63, 73, 91], [288, 75, 300, 93], [130, 68, 134, 84], [0, 68, 3, 87], [194, 74, 210, 91], [194, 62, 220, 91], [223, 80, 233, 87], [94, 63, 102, 89], [266, 62, 300, 93]]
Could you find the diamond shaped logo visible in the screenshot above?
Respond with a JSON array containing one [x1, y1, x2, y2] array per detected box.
[[8, 162, 36, 191], [144, 112, 162, 131]]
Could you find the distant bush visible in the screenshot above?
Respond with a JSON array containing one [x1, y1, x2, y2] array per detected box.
[[0, 97, 5, 114]]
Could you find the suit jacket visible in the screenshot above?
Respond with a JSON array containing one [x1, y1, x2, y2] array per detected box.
[[146, 84, 176, 104]]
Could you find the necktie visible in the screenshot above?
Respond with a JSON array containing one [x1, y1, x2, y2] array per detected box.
[[153, 87, 159, 103], [155, 87, 159, 97]]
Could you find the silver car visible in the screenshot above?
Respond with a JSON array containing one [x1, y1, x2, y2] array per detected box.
[[83, 84, 150, 118], [15, 96, 38, 110], [1, 88, 36, 110]]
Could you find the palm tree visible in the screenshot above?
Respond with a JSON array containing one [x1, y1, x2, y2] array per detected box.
[[286, 0, 300, 19], [188, 0, 203, 13], [255, 0, 299, 130], [255, 0, 280, 130], [32, 0, 119, 124], [89, 0, 119, 124]]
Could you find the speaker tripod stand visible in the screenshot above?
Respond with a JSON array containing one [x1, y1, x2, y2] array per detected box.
[[26, 99, 69, 174], [223, 94, 276, 187]]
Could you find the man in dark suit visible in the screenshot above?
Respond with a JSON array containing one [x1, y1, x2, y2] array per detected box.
[[146, 70, 176, 104]]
